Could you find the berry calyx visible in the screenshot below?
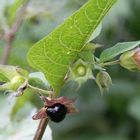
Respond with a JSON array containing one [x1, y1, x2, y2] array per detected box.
[[32, 96, 77, 122]]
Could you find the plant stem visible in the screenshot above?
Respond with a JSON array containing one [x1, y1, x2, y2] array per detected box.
[[1, 39, 13, 64], [100, 59, 120, 67], [33, 118, 49, 140], [33, 92, 54, 140], [0, 2, 28, 64], [28, 84, 52, 96]]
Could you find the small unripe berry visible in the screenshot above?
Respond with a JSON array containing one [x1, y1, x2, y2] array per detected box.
[[76, 65, 86, 76]]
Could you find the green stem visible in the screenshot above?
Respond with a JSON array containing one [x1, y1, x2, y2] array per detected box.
[[100, 59, 120, 67], [28, 84, 51, 96]]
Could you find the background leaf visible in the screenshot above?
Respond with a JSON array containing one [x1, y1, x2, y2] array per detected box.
[[0, 95, 52, 140], [6, 0, 28, 26], [127, 96, 140, 121], [27, 0, 117, 93], [100, 41, 140, 62]]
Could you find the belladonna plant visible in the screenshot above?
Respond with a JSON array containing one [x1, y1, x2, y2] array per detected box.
[[1, 0, 140, 140]]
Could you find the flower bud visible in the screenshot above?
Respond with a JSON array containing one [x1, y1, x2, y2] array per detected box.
[[120, 48, 140, 72], [96, 71, 112, 94]]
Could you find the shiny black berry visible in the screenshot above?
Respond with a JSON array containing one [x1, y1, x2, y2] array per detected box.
[[46, 103, 67, 122]]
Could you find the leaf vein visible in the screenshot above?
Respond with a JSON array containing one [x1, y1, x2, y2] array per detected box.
[[59, 32, 80, 52], [43, 43, 69, 67]]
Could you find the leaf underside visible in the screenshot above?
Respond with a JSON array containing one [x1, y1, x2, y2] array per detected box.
[[27, 0, 117, 94]]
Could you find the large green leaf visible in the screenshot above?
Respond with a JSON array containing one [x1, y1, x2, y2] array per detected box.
[[27, 0, 117, 94], [100, 41, 140, 62]]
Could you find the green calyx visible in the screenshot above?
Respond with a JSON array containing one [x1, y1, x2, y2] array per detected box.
[[120, 49, 140, 72], [96, 71, 112, 94], [69, 59, 94, 88], [0, 75, 27, 96], [10, 76, 26, 91]]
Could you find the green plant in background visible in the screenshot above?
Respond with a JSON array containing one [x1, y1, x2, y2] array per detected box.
[[1, 0, 140, 140]]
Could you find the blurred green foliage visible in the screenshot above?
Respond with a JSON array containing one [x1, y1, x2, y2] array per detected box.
[[1, 0, 140, 140]]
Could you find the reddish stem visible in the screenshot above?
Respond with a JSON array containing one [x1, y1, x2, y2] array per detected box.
[[33, 118, 49, 140], [0, 2, 28, 64]]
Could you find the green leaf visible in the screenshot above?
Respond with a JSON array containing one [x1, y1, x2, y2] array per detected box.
[[28, 72, 50, 90], [0, 65, 28, 81], [78, 50, 94, 63], [0, 73, 9, 82], [100, 41, 140, 62], [27, 0, 117, 94], [0, 65, 20, 81], [88, 23, 102, 42], [29, 72, 50, 87]]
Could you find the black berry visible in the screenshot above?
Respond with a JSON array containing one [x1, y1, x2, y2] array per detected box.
[[46, 103, 67, 122]]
